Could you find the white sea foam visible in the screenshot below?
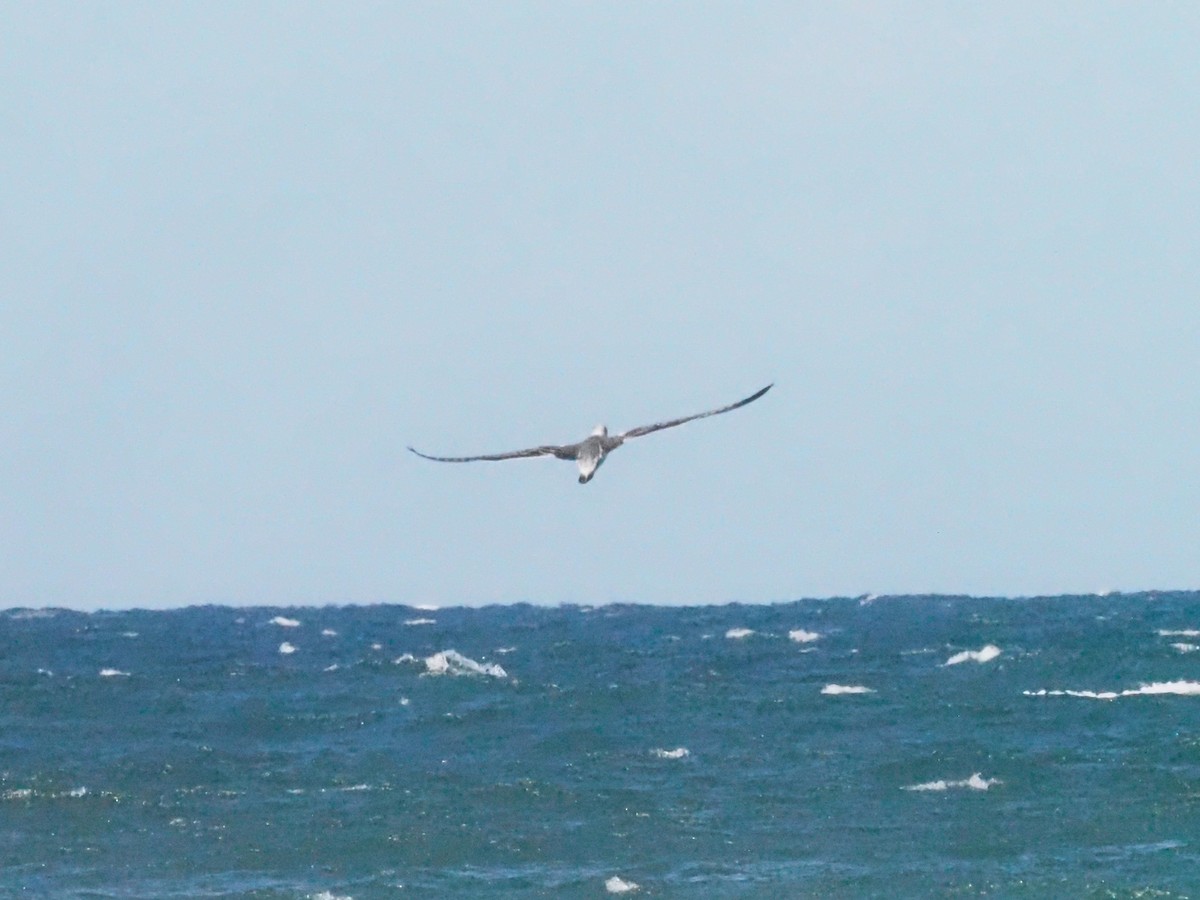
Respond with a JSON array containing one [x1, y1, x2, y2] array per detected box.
[[394, 653, 419, 665], [121, 631, 139, 638], [495, 646, 516, 654], [788, 629, 820, 643], [99, 668, 129, 677], [1025, 681, 1200, 700], [321, 629, 338, 637], [1159, 629, 1200, 637], [3, 789, 33, 800], [821, 684, 874, 695], [1172, 643, 1199, 654], [605, 876, 640, 894], [944, 645, 1002, 666], [404, 618, 436, 626], [904, 773, 1000, 792], [651, 747, 690, 759], [725, 628, 755, 639], [323, 664, 339, 672], [270, 616, 300, 628], [424, 649, 507, 679], [278, 642, 296, 655], [310, 892, 353, 900]]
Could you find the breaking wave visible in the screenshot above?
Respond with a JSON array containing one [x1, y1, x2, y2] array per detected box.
[[424, 650, 507, 679]]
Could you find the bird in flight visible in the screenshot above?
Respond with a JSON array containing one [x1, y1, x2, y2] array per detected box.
[[408, 383, 772, 484]]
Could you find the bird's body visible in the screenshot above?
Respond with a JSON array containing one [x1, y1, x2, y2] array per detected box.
[[408, 383, 772, 484]]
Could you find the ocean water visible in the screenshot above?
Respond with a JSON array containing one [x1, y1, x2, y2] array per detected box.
[[3, 593, 1200, 898]]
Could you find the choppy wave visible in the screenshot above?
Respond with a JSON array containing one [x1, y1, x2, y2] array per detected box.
[[424, 650, 507, 679], [1025, 680, 1200, 700], [651, 747, 690, 759], [821, 684, 874, 695], [903, 773, 1000, 792], [278, 642, 297, 655], [99, 668, 129, 678], [944, 645, 1001, 666], [788, 629, 820, 643], [270, 616, 300, 628], [725, 628, 755, 639], [605, 875, 640, 893]]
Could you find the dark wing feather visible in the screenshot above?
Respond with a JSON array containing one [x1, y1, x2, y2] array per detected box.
[[617, 383, 772, 441], [407, 443, 573, 463]]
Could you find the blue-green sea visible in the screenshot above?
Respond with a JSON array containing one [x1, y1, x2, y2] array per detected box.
[[3, 593, 1200, 897]]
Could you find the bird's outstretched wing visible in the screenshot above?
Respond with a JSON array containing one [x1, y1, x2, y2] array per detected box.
[[617, 384, 773, 441], [407, 443, 577, 463]]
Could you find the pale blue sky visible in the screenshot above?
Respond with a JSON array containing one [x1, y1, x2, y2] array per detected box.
[[3, 4, 1198, 610]]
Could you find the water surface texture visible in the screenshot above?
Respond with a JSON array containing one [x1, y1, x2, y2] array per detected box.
[[3, 594, 1199, 897]]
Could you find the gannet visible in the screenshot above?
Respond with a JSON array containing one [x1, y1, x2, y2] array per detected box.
[[408, 383, 772, 484]]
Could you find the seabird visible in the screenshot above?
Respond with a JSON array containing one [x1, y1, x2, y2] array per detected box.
[[408, 383, 772, 484]]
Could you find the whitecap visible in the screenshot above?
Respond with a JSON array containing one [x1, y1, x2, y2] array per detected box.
[[1159, 629, 1200, 637], [404, 618, 437, 626], [605, 876, 640, 894], [270, 616, 301, 628], [121, 631, 139, 638], [821, 684, 874, 695], [495, 647, 516, 654], [725, 628, 755, 639], [1025, 681, 1200, 700], [651, 747, 690, 759], [310, 892, 353, 900], [1135, 681, 1200, 695], [788, 629, 820, 643], [944, 645, 1002, 666], [424, 649, 507, 679], [99, 668, 130, 677], [394, 653, 419, 665], [278, 642, 297, 655], [904, 773, 1000, 792], [1172, 643, 1199, 654], [323, 664, 339, 672], [321, 629, 338, 637]]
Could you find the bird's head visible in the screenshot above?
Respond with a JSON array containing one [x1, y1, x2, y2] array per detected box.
[[590, 424, 608, 437]]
